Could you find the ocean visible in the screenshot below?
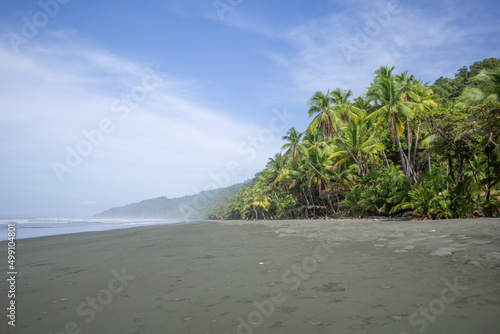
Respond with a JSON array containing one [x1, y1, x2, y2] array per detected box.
[[0, 218, 183, 241]]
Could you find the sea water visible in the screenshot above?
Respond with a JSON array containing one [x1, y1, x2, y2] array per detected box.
[[0, 218, 182, 241]]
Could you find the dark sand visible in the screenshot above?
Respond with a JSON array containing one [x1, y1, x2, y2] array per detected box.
[[1, 218, 500, 333]]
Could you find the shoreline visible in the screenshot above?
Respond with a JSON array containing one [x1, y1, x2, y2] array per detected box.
[[0, 218, 186, 241], [1, 218, 499, 333]]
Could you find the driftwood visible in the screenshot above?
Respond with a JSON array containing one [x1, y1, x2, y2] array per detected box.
[[295, 205, 327, 212]]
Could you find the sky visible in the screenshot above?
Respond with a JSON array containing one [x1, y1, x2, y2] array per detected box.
[[0, 0, 499, 218]]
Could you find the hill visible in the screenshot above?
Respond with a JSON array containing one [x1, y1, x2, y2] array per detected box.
[[94, 182, 246, 220]]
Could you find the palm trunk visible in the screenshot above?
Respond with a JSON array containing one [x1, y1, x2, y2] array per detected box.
[[377, 138, 390, 169], [447, 154, 455, 182], [285, 187, 296, 218], [486, 154, 492, 202], [413, 125, 420, 178], [407, 118, 412, 175], [395, 128, 412, 186], [309, 190, 317, 219], [302, 188, 310, 219], [465, 158, 479, 184], [382, 149, 390, 169], [446, 164, 450, 191], [326, 194, 336, 216], [426, 128, 431, 175], [457, 154, 464, 183]]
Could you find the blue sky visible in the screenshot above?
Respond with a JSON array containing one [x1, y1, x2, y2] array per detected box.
[[0, 0, 499, 217]]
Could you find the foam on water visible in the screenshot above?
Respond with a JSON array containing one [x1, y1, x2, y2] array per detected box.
[[0, 218, 182, 240]]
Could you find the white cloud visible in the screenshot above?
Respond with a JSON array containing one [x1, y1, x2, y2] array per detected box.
[[233, 0, 500, 99], [0, 34, 283, 216]]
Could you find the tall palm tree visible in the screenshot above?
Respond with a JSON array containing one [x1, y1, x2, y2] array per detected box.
[[301, 146, 337, 216], [264, 153, 291, 218], [374, 65, 395, 81], [282, 127, 303, 168], [307, 90, 365, 175], [307, 90, 335, 138], [329, 111, 385, 175], [408, 80, 438, 175], [252, 191, 271, 220], [329, 88, 358, 124], [282, 127, 331, 184], [365, 67, 417, 183]]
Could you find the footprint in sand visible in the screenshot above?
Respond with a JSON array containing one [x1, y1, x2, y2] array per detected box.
[[313, 282, 346, 292], [270, 321, 285, 328], [277, 306, 297, 313]]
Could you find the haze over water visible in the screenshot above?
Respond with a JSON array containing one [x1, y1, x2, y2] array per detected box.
[[0, 218, 181, 241]]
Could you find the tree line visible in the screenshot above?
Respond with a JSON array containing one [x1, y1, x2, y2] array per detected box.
[[207, 58, 500, 220]]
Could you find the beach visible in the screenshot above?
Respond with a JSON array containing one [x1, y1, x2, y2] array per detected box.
[[1, 218, 500, 334]]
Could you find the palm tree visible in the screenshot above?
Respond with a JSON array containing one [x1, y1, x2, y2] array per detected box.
[[282, 127, 331, 184], [457, 67, 500, 107], [282, 127, 303, 168], [408, 80, 438, 176], [240, 187, 256, 220], [252, 191, 271, 220], [307, 90, 365, 175], [329, 88, 359, 124], [263, 153, 291, 218], [353, 96, 372, 111], [374, 65, 395, 81], [301, 146, 336, 216], [396, 71, 416, 175], [329, 112, 385, 175], [475, 68, 500, 101], [301, 130, 328, 152], [365, 66, 418, 183], [307, 90, 335, 138]]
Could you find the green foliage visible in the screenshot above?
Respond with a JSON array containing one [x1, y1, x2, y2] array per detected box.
[[342, 186, 365, 215], [342, 164, 410, 216], [401, 172, 484, 219], [432, 58, 500, 102], [209, 58, 500, 221]]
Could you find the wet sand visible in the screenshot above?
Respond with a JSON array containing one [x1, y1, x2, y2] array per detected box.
[[1, 218, 499, 333]]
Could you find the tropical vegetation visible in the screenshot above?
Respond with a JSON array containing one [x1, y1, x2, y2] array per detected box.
[[207, 58, 500, 220]]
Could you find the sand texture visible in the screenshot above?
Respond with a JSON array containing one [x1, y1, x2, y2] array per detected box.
[[1, 218, 500, 333]]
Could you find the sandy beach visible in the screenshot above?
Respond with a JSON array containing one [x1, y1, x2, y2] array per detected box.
[[1, 218, 500, 334]]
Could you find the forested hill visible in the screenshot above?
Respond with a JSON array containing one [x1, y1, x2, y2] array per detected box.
[[431, 58, 500, 101], [94, 182, 247, 220]]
